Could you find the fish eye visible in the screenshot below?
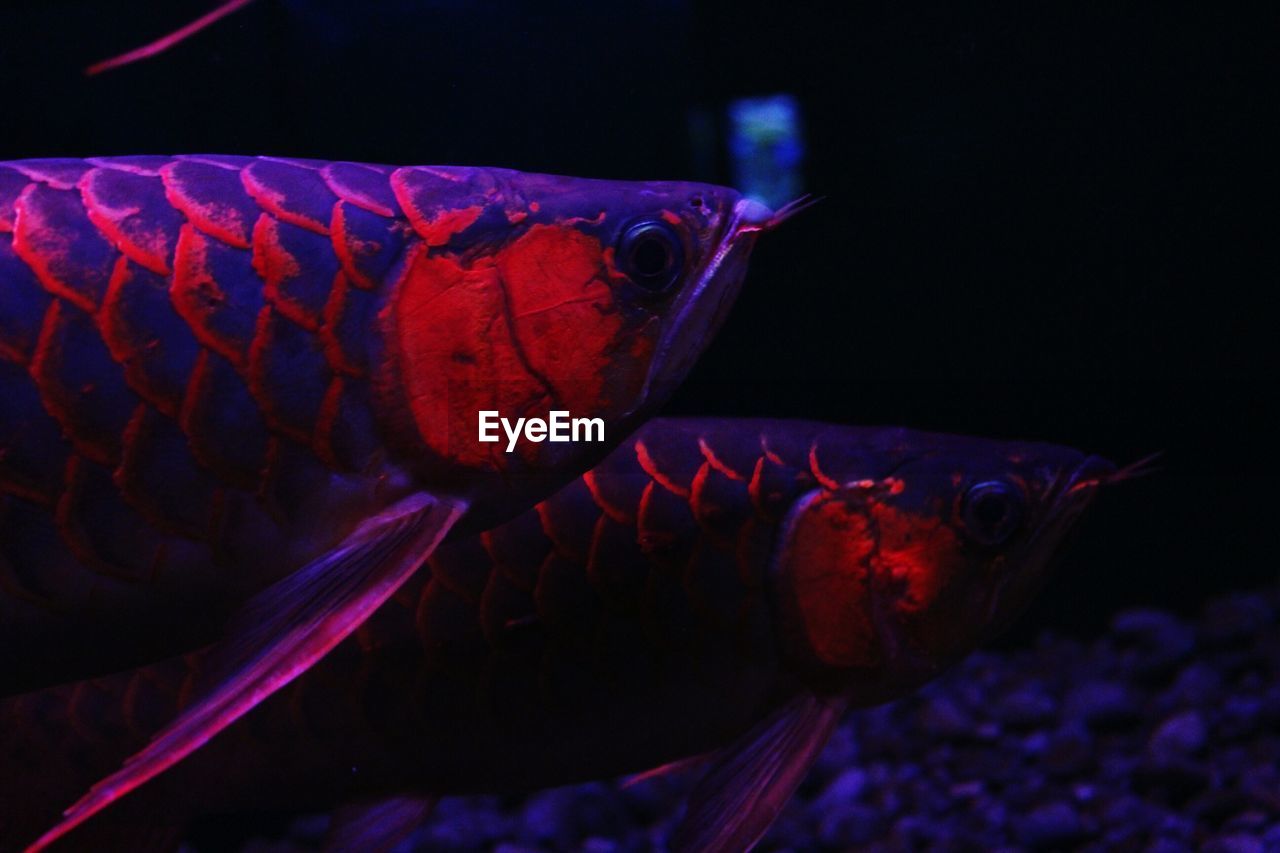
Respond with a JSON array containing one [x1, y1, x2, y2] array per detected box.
[[961, 481, 1025, 546], [618, 220, 685, 294]]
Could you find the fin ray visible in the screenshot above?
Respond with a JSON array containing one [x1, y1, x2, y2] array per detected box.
[[669, 692, 848, 853]]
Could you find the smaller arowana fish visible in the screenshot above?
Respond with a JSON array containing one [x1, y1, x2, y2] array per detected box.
[[5, 418, 1132, 852]]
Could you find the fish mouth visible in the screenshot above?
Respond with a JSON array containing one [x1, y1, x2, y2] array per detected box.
[[1020, 449, 1157, 563], [981, 454, 1118, 639], [1041, 455, 1117, 539], [628, 197, 781, 415], [630, 194, 821, 414]]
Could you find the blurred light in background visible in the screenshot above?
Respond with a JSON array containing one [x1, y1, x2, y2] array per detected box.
[[728, 94, 804, 208]]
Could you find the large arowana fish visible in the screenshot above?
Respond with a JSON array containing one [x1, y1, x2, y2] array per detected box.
[[0, 155, 787, 818], [5, 418, 1125, 852]]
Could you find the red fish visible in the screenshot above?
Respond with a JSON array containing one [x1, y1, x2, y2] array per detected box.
[[0, 156, 788, 826], [5, 418, 1123, 852]]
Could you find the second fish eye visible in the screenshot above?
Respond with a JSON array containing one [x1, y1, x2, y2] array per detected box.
[[618, 220, 684, 294], [961, 480, 1025, 546]]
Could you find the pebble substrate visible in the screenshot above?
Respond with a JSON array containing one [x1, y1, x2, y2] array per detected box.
[[227, 587, 1280, 852]]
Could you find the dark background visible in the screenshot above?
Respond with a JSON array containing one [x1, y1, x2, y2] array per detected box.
[[1, 0, 1271, 638]]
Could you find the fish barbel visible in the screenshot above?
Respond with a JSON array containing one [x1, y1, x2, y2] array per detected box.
[[5, 417, 1119, 851]]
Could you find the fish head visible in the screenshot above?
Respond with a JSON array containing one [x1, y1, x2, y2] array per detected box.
[[383, 168, 782, 489], [773, 430, 1114, 698]]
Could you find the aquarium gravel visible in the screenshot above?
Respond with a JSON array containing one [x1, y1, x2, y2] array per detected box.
[[214, 585, 1280, 852]]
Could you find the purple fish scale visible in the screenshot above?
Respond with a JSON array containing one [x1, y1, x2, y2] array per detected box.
[[332, 200, 408, 290], [690, 464, 753, 547], [0, 167, 30, 232], [424, 537, 493, 605], [415, 579, 491, 674], [586, 514, 652, 610], [281, 657, 354, 744], [684, 544, 753, 630], [322, 279, 378, 377], [241, 159, 338, 235], [181, 350, 271, 488], [85, 155, 173, 176], [477, 570, 537, 650], [481, 510, 550, 593], [531, 552, 601, 646], [116, 407, 219, 539], [179, 154, 256, 170], [254, 216, 339, 330], [13, 183, 118, 312], [160, 159, 258, 248], [59, 457, 167, 582], [0, 155, 411, 605], [391, 424, 834, 719], [78, 167, 183, 275], [637, 480, 699, 562], [248, 310, 331, 443], [322, 162, 400, 217], [0, 495, 82, 602], [120, 661, 188, 735], [99, 259, 202, 419], [0, 360, 71, 503], [29, 300, 139, 467], [5, 159, 91, 190], [66, 680, 132, 745], [0, 234, 52, 363], [171, 224, 266, 366], [257, 441, 344, 528], [750, 452, 808, 520], [322, 378, 382, 473], [537, 478, 602, 564], [390, 167, 496, 245]]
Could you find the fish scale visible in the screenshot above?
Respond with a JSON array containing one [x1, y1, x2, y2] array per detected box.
[[0, 159, 401, 626], [0, 155, 395, 471], [0, 160, 442, 689]]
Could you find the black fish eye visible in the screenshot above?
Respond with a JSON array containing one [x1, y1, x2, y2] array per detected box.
[[618, 220, 685, 294], [961, 481, 1025, 546]]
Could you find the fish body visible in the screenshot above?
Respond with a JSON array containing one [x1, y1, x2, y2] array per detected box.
[[0, 156, 768, 695], [0, 418, 1114, 850]]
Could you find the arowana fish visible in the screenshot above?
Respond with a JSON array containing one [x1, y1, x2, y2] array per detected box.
[[0, 155, 788, 830], [4, 417, 1123, 852]]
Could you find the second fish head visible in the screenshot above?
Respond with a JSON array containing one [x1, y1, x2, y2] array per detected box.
[[772, 430, 1115, 701]]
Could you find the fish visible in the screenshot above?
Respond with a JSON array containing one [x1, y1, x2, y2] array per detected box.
[[0, 154, 787, 825], [3, 417, 1126, 851]]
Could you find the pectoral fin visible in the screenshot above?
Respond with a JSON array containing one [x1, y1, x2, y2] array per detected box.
[[324, 794, 438, 853], [29, 493, 466, 853], [669, 692, 849, 853]]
